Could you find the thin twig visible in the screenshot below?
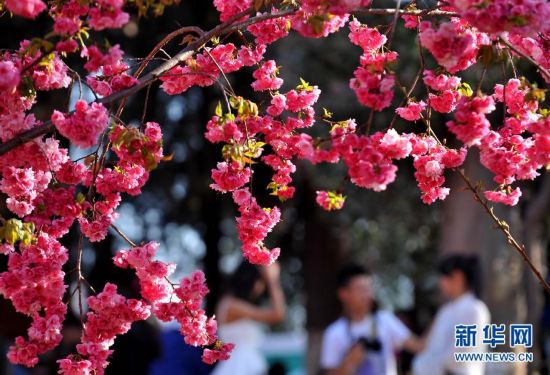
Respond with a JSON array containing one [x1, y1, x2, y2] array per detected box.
[[476, 65, 487, 93], [353, 8, 457, 16], [76, 233, 85, 325], [458, 169, 550, 295], [499, 37, 550, 81], [386, 0, 402, 50], [111, 224, 137, 247], [423, 124, 550, 294]]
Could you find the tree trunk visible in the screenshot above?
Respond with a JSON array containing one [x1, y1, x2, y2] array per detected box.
[[522, 174, 550, 371], [298, 176, 347, 375]]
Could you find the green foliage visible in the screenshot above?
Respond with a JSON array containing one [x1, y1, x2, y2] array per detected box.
[[0, 219, 35, 246]]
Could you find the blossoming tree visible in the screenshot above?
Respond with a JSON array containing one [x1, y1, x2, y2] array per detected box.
[[0, 0, 549, 373]]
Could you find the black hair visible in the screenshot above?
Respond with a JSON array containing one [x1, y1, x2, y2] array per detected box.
[[226, 261, 263, 302], [336, 263, 378, 313], [337, 263, 372, 289], [438, 254, 480, 294]]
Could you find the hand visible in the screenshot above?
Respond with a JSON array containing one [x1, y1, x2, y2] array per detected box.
[[343, 343, 366, 370], [261, 262, 281, 284]]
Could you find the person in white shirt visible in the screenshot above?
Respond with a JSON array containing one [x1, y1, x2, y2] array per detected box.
[[320, 264, 423, 375], [412, 255, 490, 375]]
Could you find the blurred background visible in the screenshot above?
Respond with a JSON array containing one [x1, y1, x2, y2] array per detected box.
[[0, 1, 549, 374]]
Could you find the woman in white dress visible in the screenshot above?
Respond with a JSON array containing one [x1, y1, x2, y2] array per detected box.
[[213, 262, 286, 375]]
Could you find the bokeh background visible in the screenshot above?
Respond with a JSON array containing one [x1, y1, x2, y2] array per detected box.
[[0, 1, 549, 374]]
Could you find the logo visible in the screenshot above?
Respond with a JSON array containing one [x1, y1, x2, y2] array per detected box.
[[453, 324, 533, 363]]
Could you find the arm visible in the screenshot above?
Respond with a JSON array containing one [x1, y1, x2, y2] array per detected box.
[[411, 311, 450, 375], [325, 343, 366, 375], [402, 334, 426, 353], [383, 311, 425, 353], [404, 320, 436, 353], [262, 262, 286, 323], [224, 263, 286, 324]]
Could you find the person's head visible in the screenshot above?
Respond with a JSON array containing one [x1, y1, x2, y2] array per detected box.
[[226, 261, 265, 303], [336, 264, 375, 318], [438, 254, 479, 299]]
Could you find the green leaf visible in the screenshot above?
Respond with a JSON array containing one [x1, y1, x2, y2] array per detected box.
[[306, 15, 327, 36], [215, 101, 223, 117], [525, 87, 546, 103], [509, 15, 528, 26], [297, 78, 313, 92], [458, 82, 473, 97], [0, 219, 35, 246], [76, 192, 87, 204]]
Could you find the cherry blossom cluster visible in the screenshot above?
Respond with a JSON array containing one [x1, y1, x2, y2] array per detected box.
[[348, 19, 397, 111], [247, 10, 291, 45], [0, 0, 549, 372], [323, 124, 467, 202], [160, 43, 265, 95], [411, 137, 467, 204], [396, 100, 426, 121], [203, 72, 322, 263], [230, 188, 281, 265], [424, 69, 463, 113], [419, 18, 490, 74], [445, 0, 550, 37], [57, 283, 151, 375], [316, 190, 346, 211], [476, 79, 544, 205], [113, 241, 234, 363], [446, 95, 495, 146], [84, 45, 139, 97], [0, 233, 68, 367], [52, 100, 110, 149], [508, 33, 550, 83]]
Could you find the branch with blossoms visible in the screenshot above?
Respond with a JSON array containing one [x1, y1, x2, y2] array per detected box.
[[0, 7, 460, 156], [0, 0, 549, 373]]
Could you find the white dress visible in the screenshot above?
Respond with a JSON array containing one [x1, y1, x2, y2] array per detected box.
[[212, 319, 267, 375]]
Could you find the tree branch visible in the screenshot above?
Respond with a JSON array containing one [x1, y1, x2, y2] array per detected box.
[[0, 7, 459, 156], [458, 169, 550, 295], [499, 37, 550, 82]]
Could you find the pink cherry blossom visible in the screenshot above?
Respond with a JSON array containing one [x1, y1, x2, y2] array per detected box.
[[484, 187, 522, 206], [202, 343, 235, 364], [248, 11, 290, 45], [252, 60, 283, 91], [316, 191, 346, 211], [232, 188, 281, 265], [5, 0, 46, 19], [423, 70, 461, 91], [52, 100, 109, 149], [267, 94, 287, 116], [349, 20, 397, 111], [213, 0, 252, 22], [32, 54, 71, 91], [0, 60, 20, 92], [447, 95, 495, 146], [60, 283, 151, 374], [88, 0, 130, 31], [428, 90, 461, 113], [291, 10, 349, 38], [210, 162, 252, 192], [447, 0, 550, 36], [419, 19, 489, 73], [396, 101, 426, 121]]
